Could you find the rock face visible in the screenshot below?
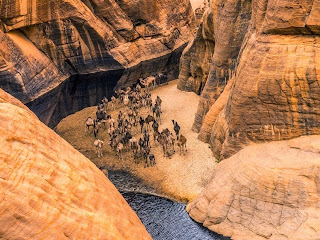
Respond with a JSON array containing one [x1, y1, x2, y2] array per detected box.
[[178, 7, 215, 95], [179, 0, 320, 160], [178, 0, 252, 132], [0, 89, 151, 240], [0, 0, 194, 127], [187, 136, 320, 240]]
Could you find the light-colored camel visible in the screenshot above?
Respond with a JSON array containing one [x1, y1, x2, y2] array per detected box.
[[140, 76, 156, 92], [117, 142, 124, 160], [94, 139, 104, 157], [85, 117, 94, 132]]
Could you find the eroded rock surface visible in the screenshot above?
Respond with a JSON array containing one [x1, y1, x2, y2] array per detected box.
[[0, 0, 194, 127], [178, 0, 252, 132], [180, 0, 320, 160], [0, 89, 151, 240], [209, 0, 320, 160], [187, 136, 320, 240]]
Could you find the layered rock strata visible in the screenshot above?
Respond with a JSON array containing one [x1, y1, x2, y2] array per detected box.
[[0, 89, 152, 240], [0, 0, 194, 127], [187, 136, 320, 240], [180, 0, 320, 160]]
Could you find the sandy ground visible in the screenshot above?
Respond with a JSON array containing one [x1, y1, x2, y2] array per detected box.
[[56, 80, 217, 202]]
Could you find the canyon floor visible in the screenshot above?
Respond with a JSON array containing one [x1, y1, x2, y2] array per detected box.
[[56, 80, 217, 202]]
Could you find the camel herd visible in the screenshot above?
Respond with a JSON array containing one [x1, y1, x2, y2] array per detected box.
[[85, 77, 187, 168]]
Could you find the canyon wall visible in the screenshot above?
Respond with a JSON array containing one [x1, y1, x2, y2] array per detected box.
[[179, 0, 320, 160], [178, 0, 252, 132], [0, 0, 194, 127], [0, 88, 152, 240], [187, 136, 320, 240]]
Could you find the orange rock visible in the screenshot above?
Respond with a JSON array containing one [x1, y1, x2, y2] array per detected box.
[[0, 0, 195, 126], [0, 89, 151, 240], [187, 136, 320, 240], [179, 0, 320, 160]]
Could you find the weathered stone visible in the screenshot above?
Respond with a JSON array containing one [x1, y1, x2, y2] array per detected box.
[[0, 89, 152, 240], [187, 136, 320, 240], [0, 0, 195, 127], [178, 8, 215, 95], [181, 0, 320, 159], [210, 32, 320, 159], [178, 0, 252, 132]]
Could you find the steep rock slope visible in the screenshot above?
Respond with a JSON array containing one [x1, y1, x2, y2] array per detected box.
[[187, 135, 320, 240], [178, 0, 252, 132], [0, 89, 151, 240], [208, 0, 320, 160], [0, 0, 194, 127], [179, 0, 320, 160]]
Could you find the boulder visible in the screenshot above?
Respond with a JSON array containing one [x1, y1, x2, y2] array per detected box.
[[0, 89, 151, 240], [187, 135, 320, 240]]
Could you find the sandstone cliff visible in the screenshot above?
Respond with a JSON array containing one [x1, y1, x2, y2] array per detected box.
[[187, 135, 320, 240], [179, 0, 320, 160], [0, 0, 194, 127], [0, 89, 151, 240], [178, 0, 252, 132]]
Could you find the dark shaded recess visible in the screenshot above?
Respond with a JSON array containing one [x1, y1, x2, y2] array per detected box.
[[26, 41, 187, 128], [116, 43, 187, 89], [26, 69, 124, 128]]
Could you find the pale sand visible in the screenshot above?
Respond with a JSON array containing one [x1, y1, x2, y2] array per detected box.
[[56, 80, 217, 202]]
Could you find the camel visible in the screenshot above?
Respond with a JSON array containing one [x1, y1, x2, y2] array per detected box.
[[94, 139, 104, 157], [140, 76, 156, 92], [102, 97, 108, 111], [177, 134, 187, 155], [155, 107, 161, 124], [172, 120, 180, 140], [155, 96, 162, 111], [153, 130, 160, 146], [111, 96, 117, 110], [117, 142, 124, 160], [142, 145, 151, 168], [123, 94, 129, 106], [157, 73, 167, 85], [85, 117, 94, 132], [149, 154, 156, 166], [108, 117, 115, 129], [129, 137, 138, 159], [158, 133, 168, 157], [145, 115, 155, 131]]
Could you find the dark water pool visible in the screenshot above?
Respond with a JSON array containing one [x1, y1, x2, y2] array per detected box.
[[122, 192, 230, 240], [108, 170, 229, 240]]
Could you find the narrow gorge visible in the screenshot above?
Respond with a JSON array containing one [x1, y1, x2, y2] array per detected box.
[[0, 0, 194, 127], [1, 0, 320, 240]]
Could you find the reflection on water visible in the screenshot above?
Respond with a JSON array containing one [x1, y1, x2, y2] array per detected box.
[[108, 170, 229, 240], [122, 192, 230, 240]]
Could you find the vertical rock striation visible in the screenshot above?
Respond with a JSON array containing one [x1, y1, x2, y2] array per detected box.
[[209, 0, 320, 160], [0, 0, 195, 127], [179, 0, 320, 160], [178, 0, 252, 132]]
